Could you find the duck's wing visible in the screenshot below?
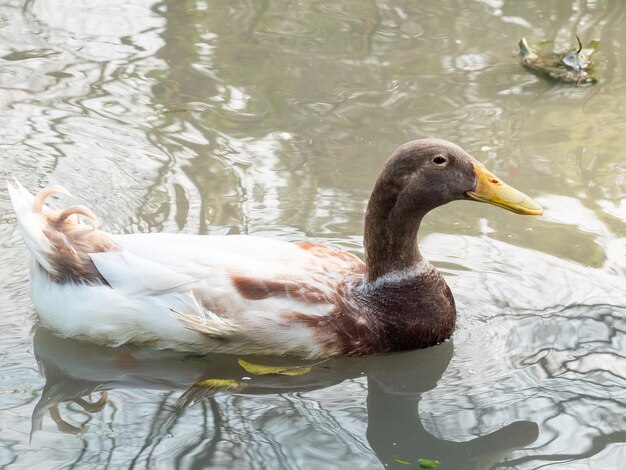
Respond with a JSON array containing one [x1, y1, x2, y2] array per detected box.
[[91, 233, 355, 296], [92, 233, 363, 319], [89, 233, 365, 354]]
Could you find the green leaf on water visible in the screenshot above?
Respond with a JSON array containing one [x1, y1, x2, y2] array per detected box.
[[193, 378, 242, 390], [237, 358, 312, 376], [392, 459, 411, 465], [586, 39, 600, 52], [418, 458, 441, 469]]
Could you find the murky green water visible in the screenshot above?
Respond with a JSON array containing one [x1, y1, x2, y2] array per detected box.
[[1, 0, 626, 468]]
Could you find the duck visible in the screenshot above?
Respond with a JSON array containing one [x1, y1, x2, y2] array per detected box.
[[8, 139, 542, 358]]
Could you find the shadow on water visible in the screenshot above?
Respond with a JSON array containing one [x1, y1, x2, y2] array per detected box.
[[32, 328, 537, 469]]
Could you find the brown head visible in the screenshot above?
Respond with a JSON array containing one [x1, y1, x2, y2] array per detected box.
[[363, 138, 542, 282]]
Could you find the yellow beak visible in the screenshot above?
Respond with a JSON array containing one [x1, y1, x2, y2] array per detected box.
[[465, 162, 543, 216]]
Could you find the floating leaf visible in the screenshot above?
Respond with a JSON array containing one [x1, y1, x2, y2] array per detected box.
[[418, 459, 440, 469], [392, 459, 411, 465], [193, 378, 242, 390], [586, 39, 600, 52], [237, 358, 312, 376]]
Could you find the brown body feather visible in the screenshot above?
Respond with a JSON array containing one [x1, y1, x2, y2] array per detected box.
[[233, 244, 455, 356], [271, 266, 454, 356]]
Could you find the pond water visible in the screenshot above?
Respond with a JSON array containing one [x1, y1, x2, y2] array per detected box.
[[1, 0, 626, 468]]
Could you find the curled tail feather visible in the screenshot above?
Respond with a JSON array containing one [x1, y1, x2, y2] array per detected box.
[[33, 185, 72, 214], [32, 185, 98, 230], [8, 179, 116, 284], [56, 205, 98, 231]]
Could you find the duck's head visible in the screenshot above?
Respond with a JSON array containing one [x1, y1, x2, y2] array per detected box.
[[373, 138, 543, 217], [364, 138, 542, 281]]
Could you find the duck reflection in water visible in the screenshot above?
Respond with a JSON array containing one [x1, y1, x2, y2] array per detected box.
[[31, 327, 537, 469]]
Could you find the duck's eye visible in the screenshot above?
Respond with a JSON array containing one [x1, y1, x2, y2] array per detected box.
[[432, 155, 448, 166]]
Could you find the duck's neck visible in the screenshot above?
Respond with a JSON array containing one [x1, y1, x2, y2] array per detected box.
[[363, 180, 428, 283]]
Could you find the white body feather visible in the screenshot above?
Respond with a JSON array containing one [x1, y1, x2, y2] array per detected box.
[[8, 180, 355, 358]]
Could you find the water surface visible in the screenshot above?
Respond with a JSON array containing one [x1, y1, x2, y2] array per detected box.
[[1, 0, 626, 468]]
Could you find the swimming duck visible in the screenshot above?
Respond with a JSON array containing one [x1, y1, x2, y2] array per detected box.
[[8, 139, 542, 358]]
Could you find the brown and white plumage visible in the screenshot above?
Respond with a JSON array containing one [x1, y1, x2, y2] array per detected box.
[[8, 139, 542, 358]]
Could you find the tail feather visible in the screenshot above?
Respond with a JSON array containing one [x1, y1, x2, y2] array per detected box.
[[56, 205, 98, 231], [8, 179, 116, 284], [33, 185, 72, 214], [8, 179, 56, 273]]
